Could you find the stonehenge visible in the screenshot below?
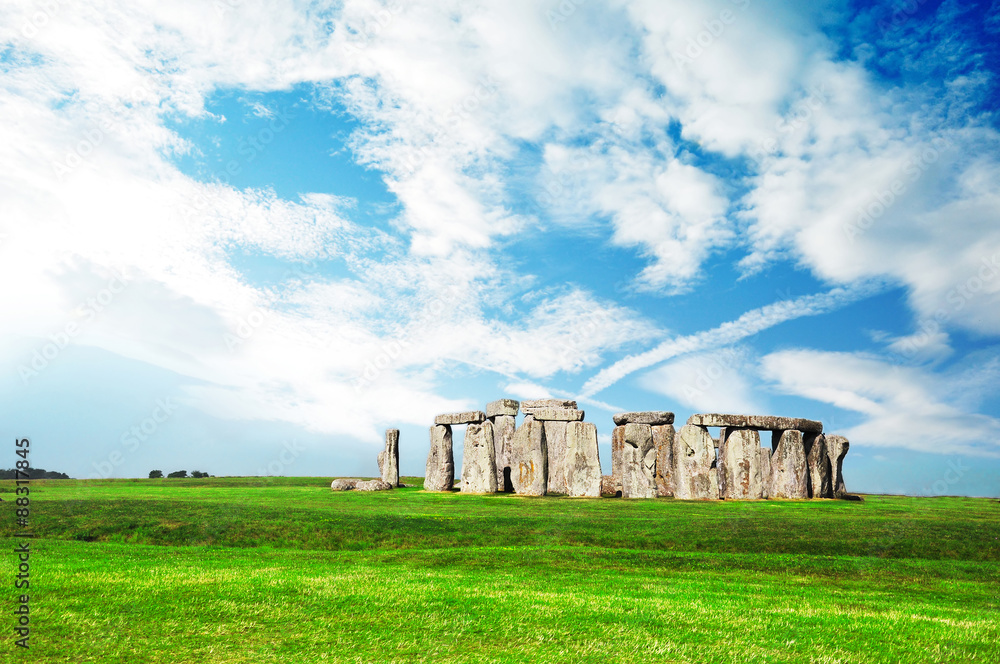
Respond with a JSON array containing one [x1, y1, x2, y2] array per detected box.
[[344, 403, 853, 502]]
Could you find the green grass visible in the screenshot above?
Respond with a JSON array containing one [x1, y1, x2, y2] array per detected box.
[[2, 477, 998, 663]]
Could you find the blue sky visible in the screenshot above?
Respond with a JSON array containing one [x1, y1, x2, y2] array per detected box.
[[1, 0, 998, 496]]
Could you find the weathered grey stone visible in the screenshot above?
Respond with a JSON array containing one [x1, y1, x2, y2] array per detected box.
[[673, 424, 719, 500], [486, 398, 520, 418], [543, 420, 569, 494], [424, 424, 454, 492], [825, 435, 850, 498], [490, 414, 517, 492], [611, 425, 625, 491], [653, 424, 675, 497], [768, 430, 809, 499], [377, 451, 385, 476], [330, 478, 358, 491], [613, 411, 675, 426], [461, 422, 498, 494], [760, 448, 771, 499], [434, 411, 486, 425], [719, 428, 765, 500], [600, 475, 619, 496], [355, 479, 393, 492], [686, 413, 823, 433], [532, 408, 585, 422], [565, 421, 601, 498], [805, 433, 832, 498], [511, 419, 547, 496], [521, 399, 577, 414], [621, 423, 657, 499], [381, 428, 399, 487]]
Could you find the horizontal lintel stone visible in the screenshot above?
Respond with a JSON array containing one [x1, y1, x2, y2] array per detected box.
[[686, 413, 822, 433], [613, 411, 675, 426], [434, 411, 486, 425], [531, 408, 585, 422], [521, 399, 578, 413], [486, 399, 520, 418]]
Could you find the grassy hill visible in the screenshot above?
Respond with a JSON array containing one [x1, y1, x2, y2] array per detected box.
[[2, 477, 998, 663]]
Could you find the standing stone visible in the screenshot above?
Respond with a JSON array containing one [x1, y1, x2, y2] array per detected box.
[[805, 433, 832, 498], [490, 414, 517, 492], [565, 421, 601, 498], [461, 422, 498, 494], [611, 425, 626, 491], [769, 430, 809, 499], [673, 424, 719, 500], [653, 424, 675, 497], [381, 429, 400, 487], [600, 475, 618, 496], [825, 435, 850, 498], [621, 423, 657, 499], [424, 424, 454, 492], [719, 428, 765, 500], [511, 419, 547, 496], [760, 447, 771, 499], [377, 451, 385, 476], [543, 420, 569, 495]]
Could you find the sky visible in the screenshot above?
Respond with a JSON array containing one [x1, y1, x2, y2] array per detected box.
[[1, 0, 998, 497]]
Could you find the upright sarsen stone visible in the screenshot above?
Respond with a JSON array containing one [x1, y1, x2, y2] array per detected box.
[[511, 419, 547, 496], [621, 423, 656, 499], [719, 428, 765, 500], [491, 414, 517, 492], [611, 425, 625, 491], [825, 435, 850, 498], [653, 424, 675, 497], [424, 424, 454, 492], [565, 421, 601, 498], [543, 420, 569, 495], [673, 425, 719, 500], [760, 447, 771, 499], [805, 433, 832, 498], [381, 428, 400, 487], [769, 430, 809, 499], [461, 422, 497, 494]]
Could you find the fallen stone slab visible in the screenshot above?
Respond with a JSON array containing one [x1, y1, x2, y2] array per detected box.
[[673, 424, 719, 500], [825, 435, 850, 498], [461, 422, 498, 494], [805, 433, 832, 498], [769, 430, 809, 499], [424, 424, 455, 492], [565, 421, 601, 498], [330, 478, 358, 491], [381, 428, 400, 487], [355, 479, 393, 492], [434, 411, 486, 425], [686, 413, 823, 433], [532, 408, 585, 422], [511, 419, 547, 496], [543, 420, 570, 494], [613, 411, 675, 426], [486, 398, 519, 418], [653, 424, 675, 497], [719, 428, 765, 500], [621, 423, 657, 499], [521, 399, 577, 413]]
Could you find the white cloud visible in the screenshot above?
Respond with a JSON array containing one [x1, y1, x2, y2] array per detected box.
[[760, 349, 1000, 457], [638, 346, 767, 414]]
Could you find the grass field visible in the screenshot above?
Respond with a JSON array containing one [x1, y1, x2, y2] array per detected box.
[[1, 477, 998, 663]]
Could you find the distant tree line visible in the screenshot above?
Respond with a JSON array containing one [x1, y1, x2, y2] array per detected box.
[[149, 470, 210, 479], [0, 467, 70, 479]]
